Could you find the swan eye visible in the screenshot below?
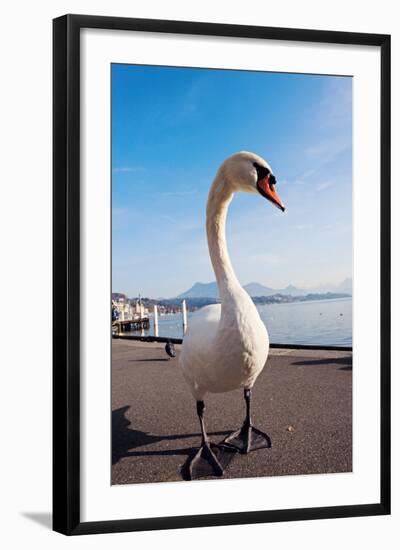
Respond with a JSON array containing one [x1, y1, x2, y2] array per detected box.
[[253, 162, 270, 181], [253, 162, 276, 188]]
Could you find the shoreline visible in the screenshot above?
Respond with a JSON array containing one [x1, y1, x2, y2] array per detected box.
[[114, 297, 352, 346]]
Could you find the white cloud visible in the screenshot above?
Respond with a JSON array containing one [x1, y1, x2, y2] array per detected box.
[[316, 181, 333, 192], [112, 166, 145, 174], [248, 252, 281, 265], [290, 140, 351, 186], [294, 223, 313, 230], [159, 189, 198, 197]]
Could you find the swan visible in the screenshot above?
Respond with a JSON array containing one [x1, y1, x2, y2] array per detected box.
[[179, 151, 285, 479]]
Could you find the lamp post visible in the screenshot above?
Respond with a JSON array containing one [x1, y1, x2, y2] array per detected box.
[[182, 299, 187, 335], [154, 304, 159, 337]]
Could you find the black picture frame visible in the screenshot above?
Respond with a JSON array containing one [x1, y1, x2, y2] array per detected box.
[[53, 14, 391, 536]]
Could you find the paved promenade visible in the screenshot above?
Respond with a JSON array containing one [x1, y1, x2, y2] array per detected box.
[[112, 339, 352, 485]]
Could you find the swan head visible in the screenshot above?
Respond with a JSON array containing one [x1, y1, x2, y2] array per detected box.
[[220, 151, 285, 212]]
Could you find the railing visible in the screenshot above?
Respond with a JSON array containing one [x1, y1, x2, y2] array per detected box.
[[112, 333, 352, 352]]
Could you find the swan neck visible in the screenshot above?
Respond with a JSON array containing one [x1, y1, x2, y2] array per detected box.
[[206, 175, 241, 299]]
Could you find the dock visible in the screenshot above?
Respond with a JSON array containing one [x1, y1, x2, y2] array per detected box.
[[112, 339, 352, 485], [112, 317, 150, 333]]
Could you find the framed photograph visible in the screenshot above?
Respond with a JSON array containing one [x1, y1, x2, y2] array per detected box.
[[53, 14, 391, 535]]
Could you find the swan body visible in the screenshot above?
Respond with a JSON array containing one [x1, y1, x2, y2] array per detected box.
[[178, 151, 285, 478], [181, 293, 269, 400]]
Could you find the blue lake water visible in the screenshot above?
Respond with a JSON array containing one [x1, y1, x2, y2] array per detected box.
[[127, 297, 352, 347]]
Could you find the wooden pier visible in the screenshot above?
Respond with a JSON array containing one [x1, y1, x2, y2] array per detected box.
[[112, 317, 150, 333]]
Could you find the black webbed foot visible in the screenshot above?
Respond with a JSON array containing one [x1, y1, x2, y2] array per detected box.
[[188, 442, 237, 480], [222, 424, 272, 454]]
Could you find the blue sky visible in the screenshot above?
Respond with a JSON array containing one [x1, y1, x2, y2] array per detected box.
[[112, 64, 352, 298]]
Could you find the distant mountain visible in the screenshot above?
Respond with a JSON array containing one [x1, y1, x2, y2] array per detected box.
[[177, 281, 220, 299], [336, 277, 353, 295], [244, 282, 307, 297], [176, 281, 307, 299], [242, 282, 275, 296], [280, 284, 308, 296], [312, 278, 352, 295]]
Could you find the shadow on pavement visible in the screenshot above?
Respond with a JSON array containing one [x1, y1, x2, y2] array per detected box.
[[112, 406, 230, 471], [291, 356, 352, 370], [128, 358, 170, 362]]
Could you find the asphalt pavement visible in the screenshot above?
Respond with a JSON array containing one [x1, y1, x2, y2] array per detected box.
[[112, 339, 352, 485]]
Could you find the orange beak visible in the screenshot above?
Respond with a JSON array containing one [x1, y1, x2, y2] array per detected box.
[[257, 175, 285, 212]]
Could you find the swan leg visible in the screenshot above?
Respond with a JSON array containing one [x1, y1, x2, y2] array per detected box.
[[188, 401, 235, 480], [222, 389, 272, 454]]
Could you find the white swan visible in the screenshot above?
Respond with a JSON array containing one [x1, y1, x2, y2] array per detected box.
[[180, 151, 285, 479]]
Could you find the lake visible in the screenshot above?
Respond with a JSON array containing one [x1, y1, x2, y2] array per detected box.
[[126, 297, 352, 347]]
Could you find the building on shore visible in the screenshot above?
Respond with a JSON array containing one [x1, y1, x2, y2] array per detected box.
[[112, 296, 149, 322]]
